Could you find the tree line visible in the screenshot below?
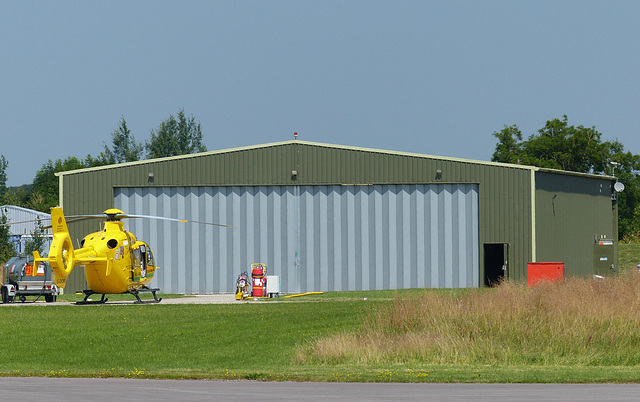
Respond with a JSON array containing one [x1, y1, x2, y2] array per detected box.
[[1, 114, 639, 253], [0, 109, 205, 261], [0, 109, 206, 213]]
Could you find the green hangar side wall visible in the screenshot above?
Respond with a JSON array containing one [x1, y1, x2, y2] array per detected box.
[[534, 171, 619, 277], [56, 140, 615, 293]]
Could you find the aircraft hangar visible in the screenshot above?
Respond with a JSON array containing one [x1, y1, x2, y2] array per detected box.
[[57, 140, 620, 294]]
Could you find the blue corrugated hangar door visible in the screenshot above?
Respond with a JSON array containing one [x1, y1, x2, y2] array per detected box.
[[115, 184, 479, 294]]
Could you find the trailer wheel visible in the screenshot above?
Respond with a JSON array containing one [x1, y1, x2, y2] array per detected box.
[[45, 294, 56, 303], [19, 295, 26, 303]]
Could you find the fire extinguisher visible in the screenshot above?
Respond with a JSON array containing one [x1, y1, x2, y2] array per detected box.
[[235, 271, 249, 300], [251, 263, 267, 297]]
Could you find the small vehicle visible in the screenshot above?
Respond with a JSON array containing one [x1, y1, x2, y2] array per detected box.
[[1, 255, 58, 303]]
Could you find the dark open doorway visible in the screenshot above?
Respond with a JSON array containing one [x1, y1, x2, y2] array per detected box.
[[484, 243, 508, 287]]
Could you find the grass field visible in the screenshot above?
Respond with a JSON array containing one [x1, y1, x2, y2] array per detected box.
[[300, 273, 640, 366], [0, 296, 375, 380], [2, 274, 640, 383], [619, 243, 640, 272], [0, 244, 638, 382]]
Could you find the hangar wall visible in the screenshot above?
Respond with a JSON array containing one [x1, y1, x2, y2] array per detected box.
[[535, 171, 619, 277], [58, 141, 569, 293]]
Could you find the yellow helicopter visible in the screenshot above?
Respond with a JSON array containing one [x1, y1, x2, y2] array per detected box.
[[27, 207, 234, 304]]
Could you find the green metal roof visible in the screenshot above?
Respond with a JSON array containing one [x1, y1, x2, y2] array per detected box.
[[56, 140, 616, 181]]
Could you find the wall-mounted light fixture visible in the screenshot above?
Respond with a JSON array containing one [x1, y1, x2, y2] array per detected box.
[[148, 172, 155, 183], [435, 168, 442, 180]]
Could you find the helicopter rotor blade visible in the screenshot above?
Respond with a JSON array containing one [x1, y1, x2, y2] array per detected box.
[[123, 214, 237, 229], [0, 215, 106, 228], [65, 215, 110, 220], [40, 216, 103, 229], [37, 215, 107, 229], [1, 212, 236, 229], [0, 217, 52, 226]]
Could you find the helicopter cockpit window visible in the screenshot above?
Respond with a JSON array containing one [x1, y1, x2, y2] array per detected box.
[[133, 246, 148, 266], [147, 249, 155, 267]]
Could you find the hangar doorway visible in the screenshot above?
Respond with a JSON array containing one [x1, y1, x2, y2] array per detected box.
[[483, 243, 508, 286], [115, 184, 480, 294]]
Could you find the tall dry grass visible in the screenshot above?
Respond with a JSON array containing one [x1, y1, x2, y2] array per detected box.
[[297, 271, 640, 366]]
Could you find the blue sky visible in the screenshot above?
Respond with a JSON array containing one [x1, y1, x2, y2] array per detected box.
[[1, 0, 638, 186]]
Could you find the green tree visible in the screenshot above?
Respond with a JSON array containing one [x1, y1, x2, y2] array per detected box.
[[491, 125, 524, 165], [31, 155, 110, 212], [609, 151, 640, 242], [492, 116, 620, 174], [31, 157, 86, 212], [145, 109, 206, 158], [491, 116, 640, 240], [0, 212, 12, 263], [24, 217, 46, 255], [3, 186, 31, 207], [0, 155, 8, 203], [101, 117, 144, 164], [25, 191, 48, 213]]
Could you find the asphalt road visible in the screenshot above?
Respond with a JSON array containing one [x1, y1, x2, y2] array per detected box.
[[1, 378, 639, 401]]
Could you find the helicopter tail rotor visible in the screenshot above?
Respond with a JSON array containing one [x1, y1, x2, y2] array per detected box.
[[33, 207, 109, 288], [33, 207, 77, 288]]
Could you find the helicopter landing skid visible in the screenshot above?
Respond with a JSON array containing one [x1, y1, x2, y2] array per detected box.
[[75, 287, 162, 305], [76, 290, 109, 305], [128, 287, 162, 304]]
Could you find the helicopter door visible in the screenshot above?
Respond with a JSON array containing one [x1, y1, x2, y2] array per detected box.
[[132, 247, 147, 282], [139, 245, 147, 279]]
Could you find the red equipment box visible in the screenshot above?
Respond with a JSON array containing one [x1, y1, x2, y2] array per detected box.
[[527, 262, 564, 286]]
